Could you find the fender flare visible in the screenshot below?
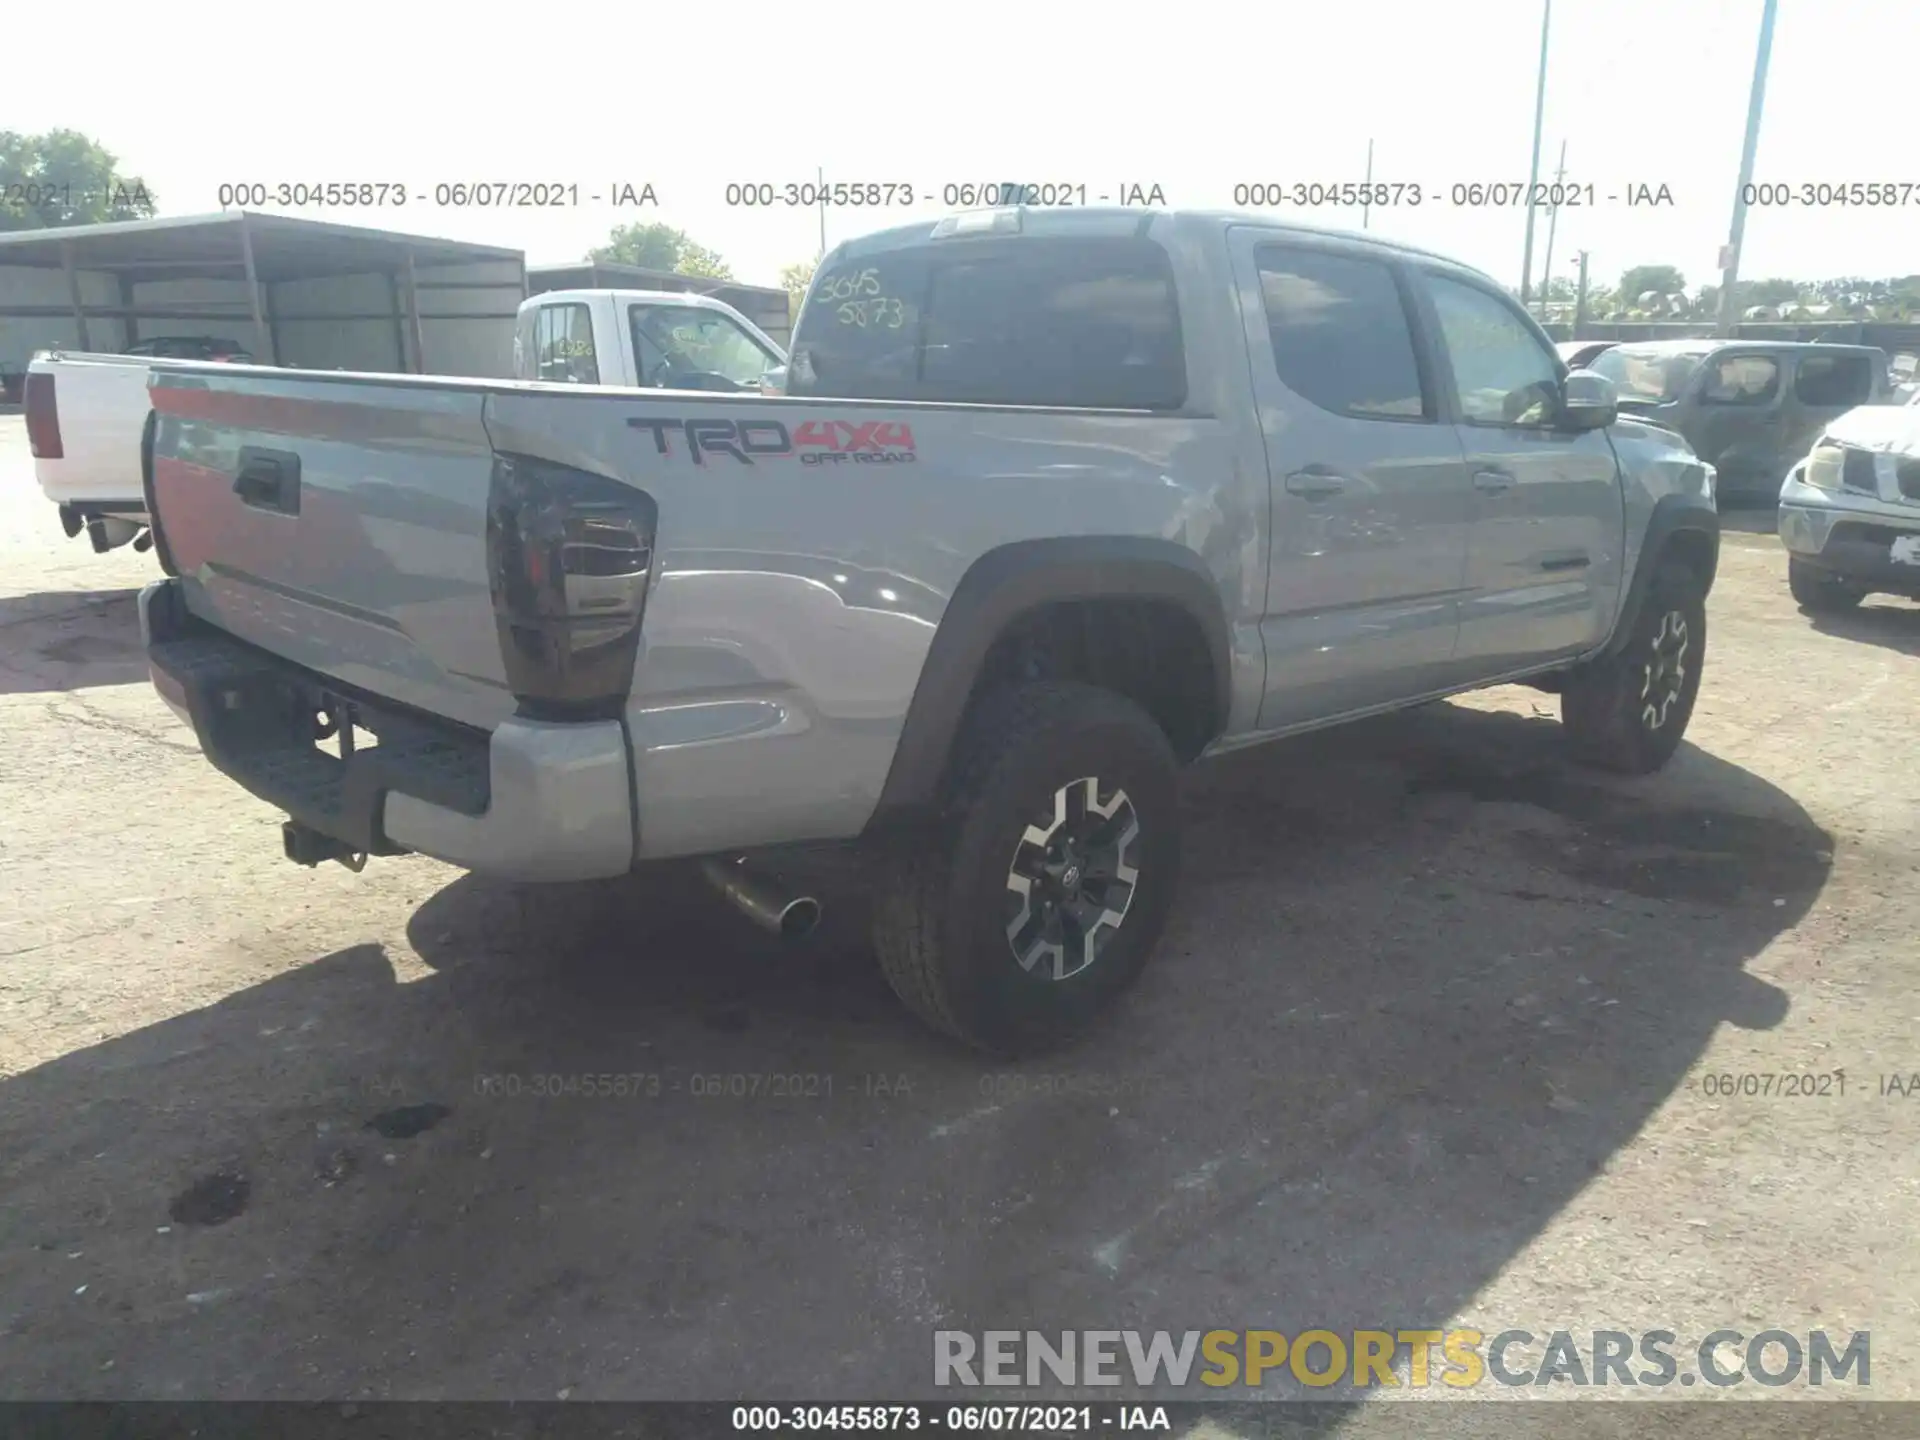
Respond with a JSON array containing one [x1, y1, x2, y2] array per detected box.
[[867, 536, 1233, 825], [1603, 493, 1720, 659]]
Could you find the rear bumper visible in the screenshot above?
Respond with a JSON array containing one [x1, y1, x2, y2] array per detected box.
[[140, 579, 635, 882]]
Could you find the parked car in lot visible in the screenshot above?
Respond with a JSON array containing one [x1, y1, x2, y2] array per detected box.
[[136, 207, 1717, 1053], [1778, 402, 1920, 612], [1586, 339, 1892, 503], [26, 291, 787, 556]]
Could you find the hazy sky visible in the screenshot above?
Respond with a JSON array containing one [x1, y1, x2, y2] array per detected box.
[[11, 0, 1914, 294]]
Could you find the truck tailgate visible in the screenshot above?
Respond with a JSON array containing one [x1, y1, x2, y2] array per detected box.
[[30, 354, 154, 509], [147, 369, 514, 732]]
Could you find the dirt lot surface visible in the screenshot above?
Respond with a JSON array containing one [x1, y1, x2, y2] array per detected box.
[[2, 410, 1917, 1411]]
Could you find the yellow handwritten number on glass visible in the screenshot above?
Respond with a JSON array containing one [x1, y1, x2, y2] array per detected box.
[[818, 268, 882, 302], [837, 296, 904, 328]]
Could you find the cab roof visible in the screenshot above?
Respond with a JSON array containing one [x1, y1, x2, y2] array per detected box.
[[827, 207, 1485, 274], [520, 288, 751, 313]]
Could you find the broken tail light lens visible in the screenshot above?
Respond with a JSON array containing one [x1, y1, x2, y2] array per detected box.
[[486, 454, 658, 721]]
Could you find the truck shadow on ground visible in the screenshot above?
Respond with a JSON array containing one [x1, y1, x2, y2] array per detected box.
[[0, 588, 147, 695], [0, 700, 1826, 1404], [1804, 599, 1920, 657]]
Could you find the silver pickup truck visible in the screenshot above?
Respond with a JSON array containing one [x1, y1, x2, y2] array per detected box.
[[138, 207, 1719, 1053]]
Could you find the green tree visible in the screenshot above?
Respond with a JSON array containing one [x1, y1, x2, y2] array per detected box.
[[591, 222, 733, 279], [0, 129, 156, 230], [1619, 264, 1685, 300], [779, 258, 817, 323]]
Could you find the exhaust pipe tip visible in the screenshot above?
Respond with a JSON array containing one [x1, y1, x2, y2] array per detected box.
[[778, 895, 822, 941], [701, 858, 822, 943]]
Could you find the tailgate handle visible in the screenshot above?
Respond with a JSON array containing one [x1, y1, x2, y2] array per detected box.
[[234, 448, 301, 515]]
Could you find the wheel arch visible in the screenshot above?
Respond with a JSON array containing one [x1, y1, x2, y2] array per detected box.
[[1603, 494, 1720, 660], [866, 536, 1232, 829]]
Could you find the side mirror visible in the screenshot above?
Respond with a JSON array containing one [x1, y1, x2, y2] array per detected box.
[[1561, 369, 1618, 430]]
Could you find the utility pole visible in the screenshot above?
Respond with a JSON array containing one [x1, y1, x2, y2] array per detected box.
[[1715, 0, 1780, 337], [1362, 138, 1375, 231], [1538, 139, 1568, 317], [1518, 0, 1553, 307], [817, 164, 828, 260], [1573, 250, 1591, 340]]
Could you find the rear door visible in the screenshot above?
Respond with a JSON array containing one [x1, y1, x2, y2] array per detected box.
[[1227, 231, 1475, 730], [1413, 268, 1624, 672], [147, 370, 514, 732], [1784, 349, 1883, 464]]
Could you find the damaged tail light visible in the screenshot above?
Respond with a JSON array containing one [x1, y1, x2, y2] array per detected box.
[[486, 454, 658, 720]]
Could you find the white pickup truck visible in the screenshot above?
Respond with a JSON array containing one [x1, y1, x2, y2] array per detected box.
[[24, 288, 787, 553], [514, 286, 787, 395]]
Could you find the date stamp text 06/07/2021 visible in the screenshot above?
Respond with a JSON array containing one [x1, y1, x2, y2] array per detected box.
[[33, 174, 1912, 215], [163, 177, 1715, 214]]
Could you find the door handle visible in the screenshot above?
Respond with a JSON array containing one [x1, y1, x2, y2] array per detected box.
[[233, 447, 302, 515], [1473, 469, 1515, 494], [1285, 470, 1349, 498]]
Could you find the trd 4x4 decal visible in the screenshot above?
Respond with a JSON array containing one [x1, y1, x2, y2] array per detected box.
[[627, 416, 917, 466]]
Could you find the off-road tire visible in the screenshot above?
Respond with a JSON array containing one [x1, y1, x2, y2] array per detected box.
[[871, 680, 1182, 1055], [1561, 558, 1706, 775], [1788, 558, 1865, 614]]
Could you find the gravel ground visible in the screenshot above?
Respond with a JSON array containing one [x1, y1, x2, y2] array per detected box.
[[1, 411, 1917, 1412]]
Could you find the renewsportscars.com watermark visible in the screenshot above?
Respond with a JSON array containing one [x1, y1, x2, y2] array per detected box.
[[934, 1329, 1870, 1390]]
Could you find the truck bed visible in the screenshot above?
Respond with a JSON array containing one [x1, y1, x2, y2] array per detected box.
[[142, 361, 1236, 862]]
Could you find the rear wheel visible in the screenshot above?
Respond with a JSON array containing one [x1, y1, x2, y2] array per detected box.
[[871, 681, 1181, 1055], [1788, 558, 1865, 614], [1561, 558, 1706, 775]]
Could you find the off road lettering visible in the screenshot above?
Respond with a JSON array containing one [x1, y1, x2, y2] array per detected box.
[[628, 416, 916, 465], [794, 420, 914, 452]]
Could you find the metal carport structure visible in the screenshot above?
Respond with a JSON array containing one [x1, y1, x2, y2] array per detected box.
[[0, 212, 528, 378]]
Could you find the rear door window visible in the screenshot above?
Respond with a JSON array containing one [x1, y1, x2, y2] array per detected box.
[[1793, 352, 1875, 407], [534, 303, 599, 384], [1253, 245, 1429, 420], [788, 236, 1185, 409]]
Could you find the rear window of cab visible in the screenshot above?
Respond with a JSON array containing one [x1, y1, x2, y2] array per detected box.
[[787, 235, 1186, 411]]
